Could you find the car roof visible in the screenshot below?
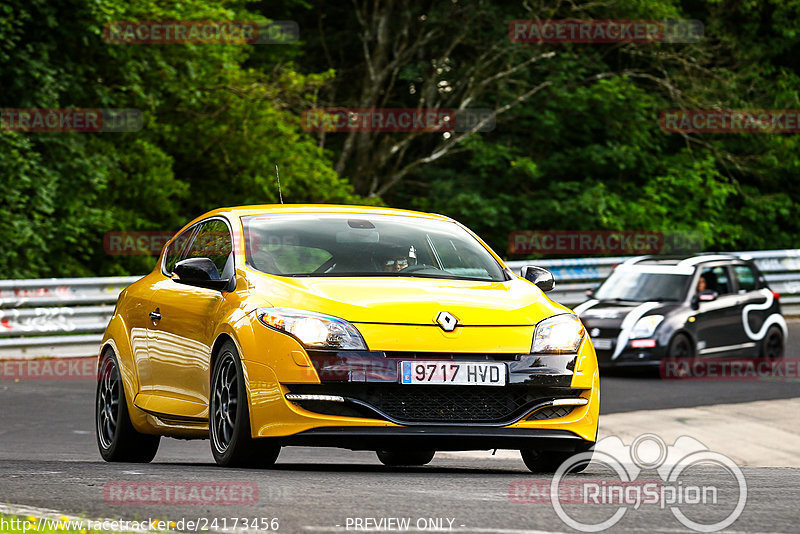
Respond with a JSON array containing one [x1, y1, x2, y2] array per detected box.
[[185, 204, 454, 227], [618, 253, 747, 273]]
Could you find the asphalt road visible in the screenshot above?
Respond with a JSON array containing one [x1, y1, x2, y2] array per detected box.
[[2, 353, 800, 533]]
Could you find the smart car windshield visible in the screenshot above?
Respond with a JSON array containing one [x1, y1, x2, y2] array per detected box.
[[242, 213, 506, 282], [594, 269, 691, 302]]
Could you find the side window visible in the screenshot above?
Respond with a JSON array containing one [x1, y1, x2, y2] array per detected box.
[[427, 233, 493, 278], [698, 265, 732, 295], [184, 219, 234, 278], [734, 265, 757, 292], [163, 227, 196, 274]]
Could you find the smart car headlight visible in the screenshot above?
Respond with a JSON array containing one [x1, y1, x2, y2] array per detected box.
[[630, 315, 664, 339], [256, 308, 367, 350], [532, 314, 585, 354]]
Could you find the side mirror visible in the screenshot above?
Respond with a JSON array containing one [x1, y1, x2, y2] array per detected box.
[[173, 258, 231, 291], [691, 290, 718, 309], [520, 266, 555, 292], [698, 290, 718, 302]]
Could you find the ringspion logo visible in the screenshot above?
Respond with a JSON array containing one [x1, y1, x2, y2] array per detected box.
[[510, 434, 747, 532]]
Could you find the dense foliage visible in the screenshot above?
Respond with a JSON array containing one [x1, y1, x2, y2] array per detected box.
[[1, 0, 799, 277]]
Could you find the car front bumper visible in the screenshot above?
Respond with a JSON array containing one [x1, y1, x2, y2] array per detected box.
[[595, 344, 669, 368], [240, 338, 600, 448], [278, 425, 593, 451]]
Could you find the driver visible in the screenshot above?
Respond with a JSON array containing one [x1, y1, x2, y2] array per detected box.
[[376, 245, 417, 272], [696, 274, 707, 293]]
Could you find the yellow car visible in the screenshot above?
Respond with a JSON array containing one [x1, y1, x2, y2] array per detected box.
[[96, 205, 599, 471]]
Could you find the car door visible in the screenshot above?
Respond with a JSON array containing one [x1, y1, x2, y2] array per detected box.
[[693, 263, 747, 357], [134, 224, 196, 395], [145, 218, 234, 418], [732, 262, 767, 356]]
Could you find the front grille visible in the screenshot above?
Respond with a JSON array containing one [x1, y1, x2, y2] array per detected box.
[[594, 348, 615, 364], [288, 384, 581, 424], [527, 405, 575, 420], [586, 327, 619, 364], [381, 352, 521, 361]]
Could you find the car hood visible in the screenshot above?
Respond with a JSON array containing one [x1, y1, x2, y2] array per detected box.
[[245, 273, 570, 326], [576, 300, 681, 327]]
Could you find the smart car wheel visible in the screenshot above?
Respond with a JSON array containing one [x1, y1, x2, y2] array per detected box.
[[210, 341, 280, 467], [376, 450, 435, 466], [667, 333, 693, 359], [760, 326, 784, 359], [520, 447, 593, 474], [96, 350, 160, 463]]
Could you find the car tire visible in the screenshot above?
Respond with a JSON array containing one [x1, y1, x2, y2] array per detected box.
[[520, 447, 593, 474], [665, 333, 694, 378], [96, 350, 160, 463], [760, 325, 784, 359], [376, 450, 435, 467], [667, 333, 693, 360], [210, 341, 281, 468]]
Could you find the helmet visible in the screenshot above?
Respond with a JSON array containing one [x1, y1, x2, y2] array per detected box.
[[374, 245, 417, 272]]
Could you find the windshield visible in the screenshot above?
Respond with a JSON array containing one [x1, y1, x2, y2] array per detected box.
[[242, 213, 506, 282], [594, 269, 691, 302]]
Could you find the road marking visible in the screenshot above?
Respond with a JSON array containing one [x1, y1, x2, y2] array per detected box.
[[440, 397, 800, 467], [599, 397, 800, 467]]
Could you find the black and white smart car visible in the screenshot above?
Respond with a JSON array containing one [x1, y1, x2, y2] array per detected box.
[[575, 254, 786, 367]]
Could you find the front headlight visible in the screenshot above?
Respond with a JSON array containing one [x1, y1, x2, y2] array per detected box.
[[630, 315, 664, 339], [532, 314, 585, 354], [256, 308, 367, 350]]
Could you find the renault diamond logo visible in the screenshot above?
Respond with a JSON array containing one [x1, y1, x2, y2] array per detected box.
[[436, 311, 459, 331]]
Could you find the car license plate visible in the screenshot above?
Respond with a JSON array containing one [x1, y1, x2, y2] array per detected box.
[[399, 361, 506, 386], [593, 338, 613, 350]]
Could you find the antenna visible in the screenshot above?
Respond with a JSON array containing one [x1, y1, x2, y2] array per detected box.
[[275, 164, 284, 204]]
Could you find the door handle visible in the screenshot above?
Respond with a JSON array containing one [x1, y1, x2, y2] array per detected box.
[[149, 309, 161, 321]]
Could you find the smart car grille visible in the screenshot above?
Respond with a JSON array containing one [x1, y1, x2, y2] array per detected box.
[[586, 327, 620, 364], [287, 384, 582, 424]]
